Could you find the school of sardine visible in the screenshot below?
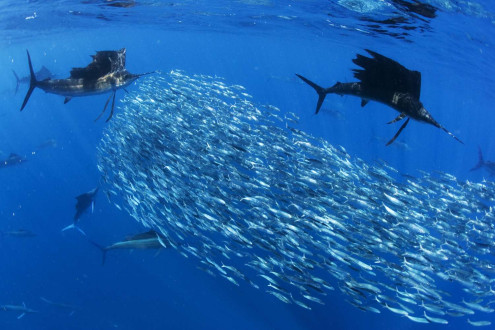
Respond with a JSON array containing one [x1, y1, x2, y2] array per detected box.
[[97, 71, 495, 325]]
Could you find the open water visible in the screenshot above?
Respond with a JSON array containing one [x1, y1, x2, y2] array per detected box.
[[1, 1, 495, 329]]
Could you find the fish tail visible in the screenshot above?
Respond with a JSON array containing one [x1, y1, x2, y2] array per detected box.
[[20, 50, 38, 111], [61, 223, 87, 236], [470, 146, 485, 171], [295, 74, 327, 114], [88, 240, 107, 265], [12, 70, 20, 94]]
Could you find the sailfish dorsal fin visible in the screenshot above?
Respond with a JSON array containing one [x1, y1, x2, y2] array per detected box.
[[69, 48, 127, 80], [352, 49, 422, 100]]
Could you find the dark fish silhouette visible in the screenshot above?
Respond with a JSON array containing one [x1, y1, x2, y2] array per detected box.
[[0, 229, 36, 238], [391, 0, 437, 19], [90, 230, 170, 265], [12, 66, 54, 94], [470, 147, 495, 176], [20, 48, 153, 121], [0, 153, 27, 168], [35, 138, 57, 150], [296, 49, 463, 146], [62, 187, 98, 234]]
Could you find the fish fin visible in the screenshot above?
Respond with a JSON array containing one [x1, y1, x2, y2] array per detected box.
[[88, 240, 107, 265], [64, 97, 72, 104], [61, 223, 87, 236], [387, 113, 406, 124], [74, 225, 87, 236], [91, 200, 94, 214], [470, 146, 484, 171], [94, 93, 113, 122], [62, 223, 75, 232], [40, 297, 52, 304], [361, 99, 369, 107], [12, 70, 20, 94], [105, 91, 116, 122], [295, 74, 327, 114], [386, 117, 410, 146], [17, 313, 25, 319], [20, 50, 38, 111]]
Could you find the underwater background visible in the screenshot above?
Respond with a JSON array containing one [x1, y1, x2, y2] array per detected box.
[[1, 1, 495, 329]]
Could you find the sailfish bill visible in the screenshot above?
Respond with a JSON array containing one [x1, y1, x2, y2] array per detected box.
[[19, 49, 154, 121], [296, 49, 463, 145]]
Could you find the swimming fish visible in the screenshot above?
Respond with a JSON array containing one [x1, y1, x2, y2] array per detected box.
[[62, 187, 98, 235], [89, 230, 170, 265], [35, 139, 57, 150], [296, 49, 463, 145], [0, 229, 36, 238], [470, 147, 495, 176], [0, 153, 27, 168], [39, 297, 79, 314], [1, 303, 38, 319], [20, 48, 152, 121], [96, 71, 495, 324]]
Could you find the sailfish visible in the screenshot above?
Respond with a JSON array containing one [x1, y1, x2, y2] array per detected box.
[[296, 49, 463, 146], [20, 48, 153, 121]]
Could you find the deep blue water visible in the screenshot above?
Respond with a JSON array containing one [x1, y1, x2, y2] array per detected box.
[[1, 1, 495, 329]]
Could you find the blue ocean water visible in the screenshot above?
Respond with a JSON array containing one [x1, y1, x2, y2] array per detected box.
[[1, 1, 495, 329]]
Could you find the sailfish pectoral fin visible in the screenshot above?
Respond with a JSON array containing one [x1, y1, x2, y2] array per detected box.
[[387, 113, 406, 124], [64, 97, 72, 104], [94, 93, 113, 122], [105, 91, 116, 122], [386, 117, 410, 146]]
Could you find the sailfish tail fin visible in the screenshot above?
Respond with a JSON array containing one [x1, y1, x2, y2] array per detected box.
[[88, 240, 107, 265], [20, 50, 38, 111], [295, 74, 327, 114], [12, 70, 20, 94], [470, 147, 485, 171], [61, 223, 87, 236]]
